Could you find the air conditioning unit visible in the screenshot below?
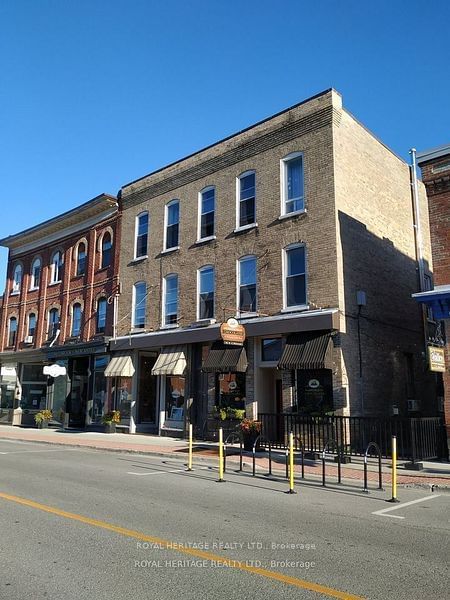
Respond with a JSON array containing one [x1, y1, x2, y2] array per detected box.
[[407, 399, 420, 412], [24, 336, 33, 344]]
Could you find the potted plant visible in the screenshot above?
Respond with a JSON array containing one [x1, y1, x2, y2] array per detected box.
[[239, 418, 262, 451], [102, 410, 121, 433], [35, 409, 53, 429], [226, 407, 245, 421]]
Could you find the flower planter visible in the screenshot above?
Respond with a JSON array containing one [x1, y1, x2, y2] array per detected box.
[[243, 434, 262, 452], [37, 421, 49, 429], [104, 422, 116, 434]]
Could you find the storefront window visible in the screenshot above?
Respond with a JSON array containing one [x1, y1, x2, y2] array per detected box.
[[215, 372, 246, 411], [92, 356, 108, 423], [165, 376, 185, 425], [20, 364, 47, 410], [0, 367, 16, 422], [113, 377, 132, 423], [261, 338, 283, 362]]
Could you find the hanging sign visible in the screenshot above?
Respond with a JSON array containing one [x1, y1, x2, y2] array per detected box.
[[428, 346, 445, 373], [43, 364, 67, 378], [220, 318, 246, 346]]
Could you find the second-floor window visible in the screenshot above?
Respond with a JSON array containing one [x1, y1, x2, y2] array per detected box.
[[8, 317, 17, 347], [12, 264, 22, 294], [163, 274, 178, 326], [284, 244, 306, 308], [28, 313, 36, 338], [237, 171, 256, 228], [96, 298, 107, 333], [135, 212, 149, 259], [30, 258, 41, 290], [132, 282, 146, 329], [101, 232, 112, 269], [77, 243, 86, 277], [72, 303, 82, 337], [198, 266, 214, 320], [50, 251, 63, 284], [165, 200, 180, 250], [238, 255, 257, 313], [199, 187, 215, 240], [48, 308, 60, 339], [282, 152, 304, 215]]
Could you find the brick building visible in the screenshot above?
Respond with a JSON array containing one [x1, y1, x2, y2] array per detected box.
[[108, 88, 435, 436], [0, 194, 120, 427], [413, 145, 450, 450]]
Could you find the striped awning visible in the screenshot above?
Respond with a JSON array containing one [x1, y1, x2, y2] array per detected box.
[[104, 354, 135, 377], [202, 342, 248, 373], [151, 346, 186, 376], [277, 331, 333, 370]]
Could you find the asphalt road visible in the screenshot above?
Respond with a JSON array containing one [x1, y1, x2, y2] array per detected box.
[[0, 438, 448, 600]]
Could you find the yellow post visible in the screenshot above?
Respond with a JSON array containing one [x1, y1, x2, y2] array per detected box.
[[187, 423, 193, 471], [286, 431, 296, 494], [218, 427, 224, 482], [388, 435, 399, 503]]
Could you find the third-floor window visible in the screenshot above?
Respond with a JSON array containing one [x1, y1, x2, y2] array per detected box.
[[77, 243, 86, 277], [165, 200, 180, 250], [30, 258, 41, 290], [12, 264, 22, 294], [50, 251, 63, 284], [199, 187, 215, 240], [237, 171, 256, 228], [281, 152, 304, 215], [135, 212, 149, 259], [101, 232, 112, 269]]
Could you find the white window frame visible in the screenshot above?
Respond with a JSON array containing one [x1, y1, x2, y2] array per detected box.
[[71, 303, 83, 337], [96, 297, 107, 333], [8, 317, 17, 347], [47, 307, 60, 339], [197, 186, 216, 243], [235, 170, 257, 231], [280, 152, 305, 218], [282, 243, 308, 311], [197, 265, 215, 321], [50, 251, 63, 284], [101, 231, 112, 269], [12, 263, 22, 294], [237, 255, 258, 316], [27, 312, 37, 338], [132, 281, 147, 329], [163, 200, 180, 252], [30, 257, 41, 290], [76, 242, 87, 277], [162, 273, 179, 328], [134, 212, 149, 260]]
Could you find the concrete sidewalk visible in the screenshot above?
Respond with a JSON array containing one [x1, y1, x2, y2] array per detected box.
[[1, 424, 449, 490]]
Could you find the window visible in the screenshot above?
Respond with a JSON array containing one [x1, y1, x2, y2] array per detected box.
[[132, 282, 146, 329], [135, 212, 149, 258], [165, 200, 180, 250], [76, 243, 86, 277], [163, 274, 178, 326], [71, 303, 82, 337], [198, 266, 215, 320], [238, 256, 257, 313], [96, 298, 107, 333], [281, 153, 304, 215], [50, 251, 63, 284], [284, 244, 306, 308], [101, 232, 112, 269], [48, 308, 60, 339], [424, 273, 434, 320], [261, 338, 283, 362], [28, 313, 36, 338], [30, 258, 41, 290], [12, 264, 22, 293], [199, 187, 215, 240], [8, 317, 17, 347], [237, 171, 256, 228]]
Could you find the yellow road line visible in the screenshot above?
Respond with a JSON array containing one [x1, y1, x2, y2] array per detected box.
[[0, 491, 363, 600]]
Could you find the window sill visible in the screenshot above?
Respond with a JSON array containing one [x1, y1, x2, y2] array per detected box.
[[48, 281, 62, 286], [160, 323, 179, 330], [233, 223, 258, 234], [280, 305, 309, 314], [28, 287, 39, 292], [195, 235, 216, 245], [237, 312, 259, 319], [130, 327, 146, 334], [10, 291, 20, 296], [130, 255, 148, 264], [278, 209, 306, 221], [161, 246, 180, 255]]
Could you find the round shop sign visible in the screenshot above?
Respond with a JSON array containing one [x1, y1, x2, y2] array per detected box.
[[171, 389, 181, 399], [43, 364, 67, 378], [308, 379, 320, 389], [228, 381, 237, 391], [226, 318, 239, 328]]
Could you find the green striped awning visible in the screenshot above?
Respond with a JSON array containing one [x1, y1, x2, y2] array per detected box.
[[277, 331, 333, 370], [202, 342, 248, 373]]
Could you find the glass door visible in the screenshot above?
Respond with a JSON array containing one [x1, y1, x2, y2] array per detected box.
[[137, 355, 158, 424]]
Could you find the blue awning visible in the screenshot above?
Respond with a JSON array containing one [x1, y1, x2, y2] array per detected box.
[[412, 285, 450, 320]]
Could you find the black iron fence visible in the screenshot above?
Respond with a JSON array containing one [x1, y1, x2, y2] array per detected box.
[[258, 413, 447, 462]]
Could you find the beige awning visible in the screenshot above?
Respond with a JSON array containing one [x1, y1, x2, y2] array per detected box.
[[104, 354, 135, 377], [151, 346, 186, 376]]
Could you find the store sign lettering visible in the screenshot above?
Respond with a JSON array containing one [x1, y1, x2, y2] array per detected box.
[[428, 346, 445, 373], [220, 319, 246, 346]]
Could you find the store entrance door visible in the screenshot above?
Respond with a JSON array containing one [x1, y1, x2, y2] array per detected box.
[[137, 355, 158, 428], [68, 357, 89, 427]]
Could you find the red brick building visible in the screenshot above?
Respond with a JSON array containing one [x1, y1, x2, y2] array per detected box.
[[414, 145, 450, 452], [0, 194, 120, 427]]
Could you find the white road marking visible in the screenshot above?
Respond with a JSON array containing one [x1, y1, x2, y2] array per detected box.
[[127, 465, 212, 476], [372, 494, 442, 519], [0, 448, 79, 455]]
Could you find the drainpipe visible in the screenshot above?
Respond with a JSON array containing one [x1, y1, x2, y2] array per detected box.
[[409, 148, 426, 292]]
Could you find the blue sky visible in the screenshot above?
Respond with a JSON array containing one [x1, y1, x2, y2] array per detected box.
[[1, 0, 449, 285]]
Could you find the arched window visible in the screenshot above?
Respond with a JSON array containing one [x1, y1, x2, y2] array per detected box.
[[12, 264, 22, 294], [50, 251, 63, 284], [198, 265, 215, 320], [30, 258, 41, 290], [96, 298, 107, 333], [28, 313, 36, 338], [77, 243, 86, 277], [48, 308, 60, 339], [8, 317, 17, 347], [71, 303, 82, 337], [101, 232, 112, 269]]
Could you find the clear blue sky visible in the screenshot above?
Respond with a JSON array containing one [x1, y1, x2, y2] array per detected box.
[[1, 0, 449, 286]]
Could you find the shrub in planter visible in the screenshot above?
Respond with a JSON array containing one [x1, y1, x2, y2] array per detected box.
[[102, 410, 121, 433], [239, 418, 262, 451], [35, 410, 53, 429]]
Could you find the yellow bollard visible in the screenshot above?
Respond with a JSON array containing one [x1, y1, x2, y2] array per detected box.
[[187, 423, 193, 471], [388, 435, 400, 503], [218, 427, 224, 482], [286, 431, 297, 494]]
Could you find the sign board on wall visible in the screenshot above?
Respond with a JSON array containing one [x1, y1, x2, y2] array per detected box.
[[220, 318, 246, 346], [428, 346, 446, 373]]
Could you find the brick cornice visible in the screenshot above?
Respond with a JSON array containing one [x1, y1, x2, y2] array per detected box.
[[424, 175, 450, 196]]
